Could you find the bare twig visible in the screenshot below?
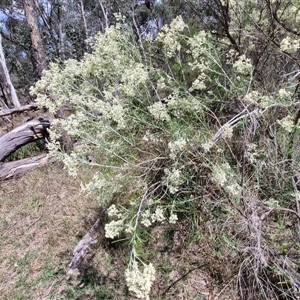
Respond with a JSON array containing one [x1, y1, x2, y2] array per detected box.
[[161, 265, 207, 296], [212, 107, 259, 143]]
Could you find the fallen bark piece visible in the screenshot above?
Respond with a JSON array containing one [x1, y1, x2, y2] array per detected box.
[[0, 153, 56, 179], [68, 209, 106, 276], [0, 118, 51, 162], [0, 102, 39, 117]]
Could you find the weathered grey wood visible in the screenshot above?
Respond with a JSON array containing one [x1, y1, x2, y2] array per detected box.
[[0, 34, 20, 107], [68, 209, 106, 276], [0, 119, 51, 162], [0, 103, 39, 117], [0, 153, 56, 179]]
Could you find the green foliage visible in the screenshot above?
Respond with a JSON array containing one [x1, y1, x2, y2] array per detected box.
[[5, 140, 45, 162], [32, 9, 300, 299]]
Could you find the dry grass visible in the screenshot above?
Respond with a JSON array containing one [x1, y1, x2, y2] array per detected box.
[[0, 161, 237, 300], [0, 162, 102, 299]]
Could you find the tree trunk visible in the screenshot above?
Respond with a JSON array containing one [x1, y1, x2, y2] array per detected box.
[[23, 0, 48, 78], [99, 0, 109, 31], [57, 3, 65, 60], [80, 0, 88, 37], [0, 34, 21, 108]]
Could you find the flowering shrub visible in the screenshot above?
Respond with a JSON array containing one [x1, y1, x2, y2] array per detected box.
[[31, 10, 300, 299]]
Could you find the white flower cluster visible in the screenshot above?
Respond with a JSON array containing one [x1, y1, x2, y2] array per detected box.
[[233, 54, 252, 75], [141, 206, 166, 227], [189, 74, 207, 91], [125, 261, 156, 300], [142, 130, 161, 142], [35, 94, 57, 114], [188, 31, 209, 91], [45, 119, 63, 153], [110, 102, 126, 129], [277, 115, 295, 133], [62, 153, 79, 177], [277, 88, 292, 102], [220, 0, 236, 8], [141, 209, 152, 227], [169, 213, 178, 224], [105, 204, 125, 239], [168, 138, 187, 160], [226, 49, 239, 65], [212, 163, 241, 197], [265, 198, 280, 209], [166, 92, 203, 116], [151, 209, 162, 225], [148, 102, 170, 121], [220, 124, 233, 140], [212, 163, 228, 187], [244, 90, 260, 105], [201, 140, 214, 153], [164, 168, 184, 194], [141, 205, 177, 227], [280, 37, 300, 53], [31, 62, 71, 113], [244, 90, 273, 108], [84, 173, 108, 194], [188, 30, 207, 60], [157, 16, 187, 57], [107, 204, 123, 218], [156, 77, 168, 91], [105, 219, 124, 239], [245, 143, 260, 164], [120, 63, 149, 97], [62, 113, 84, 137], [90, 98, 126, 129]]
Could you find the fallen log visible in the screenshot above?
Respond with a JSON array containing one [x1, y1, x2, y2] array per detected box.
[[0, 102, 39, 117], [68, 209, 106, 276], [0, 153, 56, 179], [0, 118, 51, 162]]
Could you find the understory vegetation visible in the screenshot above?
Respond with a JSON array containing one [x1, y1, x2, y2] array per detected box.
[[26, 2, 300, 299]]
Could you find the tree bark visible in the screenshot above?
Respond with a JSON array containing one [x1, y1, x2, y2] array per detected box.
[[0, 34, 21, 108], [23, 0, 48, 78], [80, 0, 88, 37]]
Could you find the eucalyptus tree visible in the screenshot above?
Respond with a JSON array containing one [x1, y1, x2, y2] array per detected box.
[[23, 0, 48, 77]]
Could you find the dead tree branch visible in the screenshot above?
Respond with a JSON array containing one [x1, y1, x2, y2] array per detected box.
[[0, 102, 39, 117], [0, 118, 51, 162], [68, 209, 106, 276], [0, 153, 56, 179]]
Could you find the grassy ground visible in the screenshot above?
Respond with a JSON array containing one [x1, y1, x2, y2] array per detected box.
[[0, 161, 238, 299], [0, 163, 108, 299]]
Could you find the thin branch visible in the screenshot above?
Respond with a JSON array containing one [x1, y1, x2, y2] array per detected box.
[[161, 264, 208, 296], [0, 102, 39, 117]]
